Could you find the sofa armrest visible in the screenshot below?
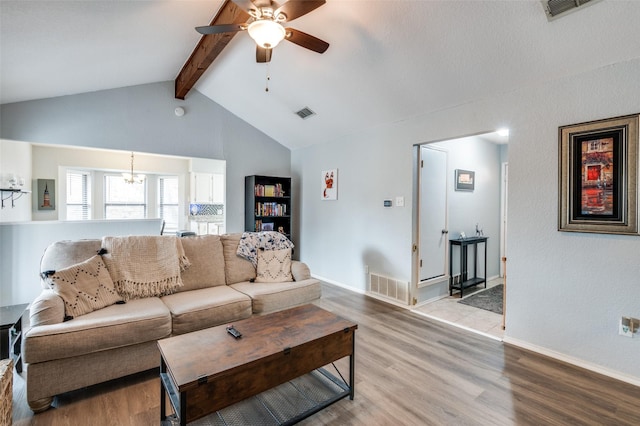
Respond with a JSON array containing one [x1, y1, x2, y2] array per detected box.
[[291, 261, 312, 281], [29, 289, 65, 327]]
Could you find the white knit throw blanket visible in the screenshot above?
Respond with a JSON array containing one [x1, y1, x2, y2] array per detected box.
[[101, 236, 190, 301]]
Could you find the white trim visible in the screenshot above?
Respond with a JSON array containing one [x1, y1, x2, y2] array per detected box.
[[503, 336, 640, 387], [412, 310, 503, 341], [413, 293, 448, 308], [311, 274, 366, 294], [417, 275, 449, 289]]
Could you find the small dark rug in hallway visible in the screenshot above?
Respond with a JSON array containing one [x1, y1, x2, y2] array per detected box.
[[458, 284, 503, 315]]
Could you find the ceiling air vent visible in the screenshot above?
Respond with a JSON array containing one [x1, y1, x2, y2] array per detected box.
[[295, 107, 316, 120], [543, 0, 601, 20]]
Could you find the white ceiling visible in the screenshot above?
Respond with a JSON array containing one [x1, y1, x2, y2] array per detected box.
[[2, 1, 640, 150]]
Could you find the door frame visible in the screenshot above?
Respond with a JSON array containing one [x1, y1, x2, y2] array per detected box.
[[411, 130, 508, 306]]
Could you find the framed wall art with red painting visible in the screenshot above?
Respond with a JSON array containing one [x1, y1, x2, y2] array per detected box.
[[559, 113, 639, 235]]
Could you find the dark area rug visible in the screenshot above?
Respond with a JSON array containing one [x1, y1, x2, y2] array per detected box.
[[458, 284, 503, 315]]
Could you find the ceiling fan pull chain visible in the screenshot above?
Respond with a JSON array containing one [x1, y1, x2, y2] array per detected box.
[[265, 62, 271, 92]]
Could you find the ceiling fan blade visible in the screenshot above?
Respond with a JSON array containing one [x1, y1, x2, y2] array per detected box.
[[196, 23, 245, 35], [231, 0, 258, 11], [275, 0, 325, 22], [285, 28, 329, 53], [256, 46, 273, 63]]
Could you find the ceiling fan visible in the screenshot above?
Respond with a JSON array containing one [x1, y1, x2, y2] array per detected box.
[[196, 0, 329, 63]]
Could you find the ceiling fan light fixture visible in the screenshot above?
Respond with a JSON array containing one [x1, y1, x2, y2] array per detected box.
[[247, 20, 286, 49]]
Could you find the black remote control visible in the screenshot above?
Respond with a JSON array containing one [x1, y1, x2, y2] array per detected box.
[[226, 325, 242, 339]]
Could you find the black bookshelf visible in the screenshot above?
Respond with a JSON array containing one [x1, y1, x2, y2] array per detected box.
[[245, 175, 292, 239]]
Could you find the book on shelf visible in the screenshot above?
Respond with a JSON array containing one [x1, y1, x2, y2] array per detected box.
[[255, 202, 287, 217], [254, 183, 285, 197]]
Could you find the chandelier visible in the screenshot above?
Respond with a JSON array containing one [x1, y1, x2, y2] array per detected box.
[[122, 152, 145, 184]]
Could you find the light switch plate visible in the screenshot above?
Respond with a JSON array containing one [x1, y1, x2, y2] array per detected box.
[[395, 196, 404, 207]]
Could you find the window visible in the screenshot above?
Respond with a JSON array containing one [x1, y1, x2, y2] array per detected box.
[[159, 176, 179, 234], [66, 170, 91, 220], [104, 174, 146, 219]]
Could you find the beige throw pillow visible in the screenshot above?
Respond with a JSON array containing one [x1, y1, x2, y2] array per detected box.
[[255, 248, 293, 283], [45, 255, 123, 319]]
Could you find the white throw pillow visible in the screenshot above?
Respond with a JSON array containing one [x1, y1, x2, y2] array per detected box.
[[255, 248, 293, 283], [45, 255, 123, 319]]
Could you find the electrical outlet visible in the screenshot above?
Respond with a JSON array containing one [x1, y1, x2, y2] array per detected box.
[[619, 317, 640, 338], [364, 265, 369, 274]]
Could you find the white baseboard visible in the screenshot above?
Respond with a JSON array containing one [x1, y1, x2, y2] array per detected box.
[[503, 336, 640, 387], [312, 274, 366, 294], [413, 293, 448, 308]]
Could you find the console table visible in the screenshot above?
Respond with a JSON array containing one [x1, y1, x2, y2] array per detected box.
[[449, 237, 488, 297]]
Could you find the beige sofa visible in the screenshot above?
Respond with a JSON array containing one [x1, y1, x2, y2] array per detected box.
[[23, 233, 321, 412]]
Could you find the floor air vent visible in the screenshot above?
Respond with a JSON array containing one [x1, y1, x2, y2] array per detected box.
[[543, 0, 600, 20], [295, 107, 315, 119], [368, 273, 410, 305]]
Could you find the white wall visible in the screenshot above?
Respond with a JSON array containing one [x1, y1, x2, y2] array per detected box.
[[292, 58, 640, 381]]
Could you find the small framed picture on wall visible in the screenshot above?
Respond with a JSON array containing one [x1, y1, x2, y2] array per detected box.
[[321, 169, 338, 200], [37, 179, 56, 210], [455, 169, 475, 191]]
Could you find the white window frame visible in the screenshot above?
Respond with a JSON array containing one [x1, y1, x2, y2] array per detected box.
[[103, 173, 148, 220], [65, 169, 92, 220]]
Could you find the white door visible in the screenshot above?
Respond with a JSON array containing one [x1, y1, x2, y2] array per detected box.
[[419, 146, 448, 282]]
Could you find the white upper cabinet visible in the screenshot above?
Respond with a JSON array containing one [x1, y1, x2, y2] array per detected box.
[[191, 173, 224, 204]]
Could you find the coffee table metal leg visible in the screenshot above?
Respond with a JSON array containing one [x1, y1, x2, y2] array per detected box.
[[349, 336, 355, 400], [179, 393, 187, 426], [160, 359, 167, 422]]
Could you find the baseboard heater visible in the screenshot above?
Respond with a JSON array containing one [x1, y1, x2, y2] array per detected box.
[[368, 273, 410, 305]]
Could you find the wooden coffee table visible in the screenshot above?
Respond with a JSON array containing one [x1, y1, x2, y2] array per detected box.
[[158, 304, 357, 425]]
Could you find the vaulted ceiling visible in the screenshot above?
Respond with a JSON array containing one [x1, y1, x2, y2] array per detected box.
[[2, 1, 640, 150]]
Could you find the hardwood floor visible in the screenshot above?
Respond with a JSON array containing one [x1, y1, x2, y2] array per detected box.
[[11, 283, 640, 425]]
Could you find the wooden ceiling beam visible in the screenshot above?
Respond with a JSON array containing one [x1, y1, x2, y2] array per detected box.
[[175, 0, 250, 100]]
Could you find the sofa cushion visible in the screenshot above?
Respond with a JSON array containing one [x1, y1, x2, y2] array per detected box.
[[161, 286, 252, 335], [45, 255, 123, 318], [177, 235, 226, 291], [230, 278, 322, 315], [220, 233, 256, 285], [255, 248, 293, 283], [40, 239, 102, 289], [24, 297, 171, 364]]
